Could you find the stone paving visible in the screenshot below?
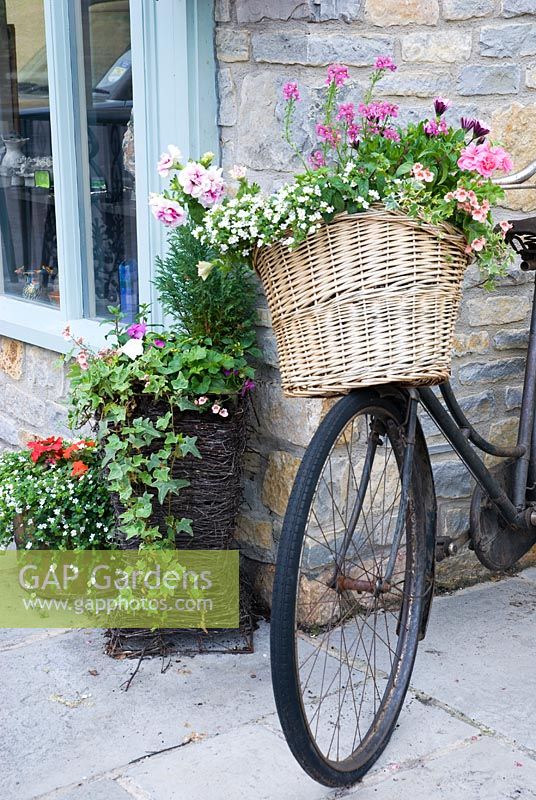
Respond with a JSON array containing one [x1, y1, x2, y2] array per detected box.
[[3, 568, 536, 800]]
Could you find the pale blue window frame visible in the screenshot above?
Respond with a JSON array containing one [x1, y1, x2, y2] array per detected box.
[[0, 0, 217, 352]]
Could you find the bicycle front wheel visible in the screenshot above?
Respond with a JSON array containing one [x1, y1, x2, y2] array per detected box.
[[270, 390, 429, 787]]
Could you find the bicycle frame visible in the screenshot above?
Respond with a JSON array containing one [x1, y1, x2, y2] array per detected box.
[[417, 273, 536, 531]]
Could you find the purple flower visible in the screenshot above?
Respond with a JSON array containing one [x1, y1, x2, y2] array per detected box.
[[374, 56, 397, 72], [153, 339, 165, 348], [240, 378, 256, 397], [461, 117, 490, 139], [127, 322, 147, 339], [424, 118, 448, 137], [359, 101, 398, 122], [283, 82, 300, 102], [433, 96, 451, 117]]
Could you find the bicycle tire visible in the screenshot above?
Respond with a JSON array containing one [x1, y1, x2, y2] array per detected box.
[[270, 390, 430, 787]]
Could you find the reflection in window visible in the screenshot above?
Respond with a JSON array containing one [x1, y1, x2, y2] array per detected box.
[[0, 0, 59, 306], [81, 0, 138, 320]]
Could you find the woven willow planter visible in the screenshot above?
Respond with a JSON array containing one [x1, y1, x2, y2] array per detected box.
[[254, 208, 469, 397], [111, 398, 248, 550]]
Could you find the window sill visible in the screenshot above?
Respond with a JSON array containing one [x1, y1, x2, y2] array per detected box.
[[0, 295, 107, 354]]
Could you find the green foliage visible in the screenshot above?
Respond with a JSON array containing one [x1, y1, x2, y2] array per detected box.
[[0, 446, 115, 550], [154, 224, 257, 348]]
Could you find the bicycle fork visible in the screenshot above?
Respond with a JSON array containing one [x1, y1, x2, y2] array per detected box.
[[334, 390, 419, 596]]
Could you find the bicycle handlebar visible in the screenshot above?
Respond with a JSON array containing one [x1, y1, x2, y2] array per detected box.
[[493, 158, 536, 187]]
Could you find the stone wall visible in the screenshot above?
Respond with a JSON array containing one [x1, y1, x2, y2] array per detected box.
[[0, 337, 71, 448], [2, 0, 536, 597], [215, 0, 536, 598]]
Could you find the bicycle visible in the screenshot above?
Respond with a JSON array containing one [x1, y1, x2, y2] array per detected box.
[[269, 160, 536, 787]]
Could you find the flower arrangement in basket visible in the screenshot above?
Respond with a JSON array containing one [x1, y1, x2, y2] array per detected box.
[[149, 56, 515, 396], [0, 437, 115, 550]]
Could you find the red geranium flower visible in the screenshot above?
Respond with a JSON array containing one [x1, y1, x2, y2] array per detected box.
[[71, 461, 89, 477]]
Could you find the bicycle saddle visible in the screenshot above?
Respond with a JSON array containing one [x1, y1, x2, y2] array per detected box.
[[503, 217, 536, 270]]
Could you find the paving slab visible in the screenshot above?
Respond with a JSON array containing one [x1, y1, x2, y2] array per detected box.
[[2, 624, 273, 799], [46, 779, 133, 800], [410, 576, 536, 749], [346, 736, 536, 799], [122, 723, 328, 800]]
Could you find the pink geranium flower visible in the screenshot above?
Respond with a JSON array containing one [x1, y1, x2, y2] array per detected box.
[[458, 141, 513, 178], [149, 194, 187, 227], [412, 163, 434, 183]]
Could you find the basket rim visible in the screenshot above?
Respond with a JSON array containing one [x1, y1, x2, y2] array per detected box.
[[253, 204, 469, 269]]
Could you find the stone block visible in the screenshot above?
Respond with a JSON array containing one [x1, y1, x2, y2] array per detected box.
[[365, 0, 439, 26], [0, 413, 20, 447], [235, 514, 274, 558], [216, 28, 250, 62], [489, 416, 519, 446], [402, 31, 472, 63], [442, 0, 495, 19], [0, 337, 23, 380], [254, 381, 323, 448], [251, 32, 394, 66], [502, 0, 536, 17], [24, 345, 65, 396], [460, 390, 495, 423], [458, 357, 525, 384], [505, 385, 523, 410], [262, 450, 301, 516], [236, 73, 298, 171], [256, 327, 279, 369], [313, 0, 364, 22], [465, 295, 530, 326], [493, 329, 529, 350], [217, 68, 237, 127], [491, 103, 536, 211], [1, 385, 46, 427], [441, 506, 470, 537], [256, 307, 272, 328], [379, 70, 445, 97], [458, 64, 520, 95], [480, 24, 536, 57], [527, 63, 536, 87], [452, 331, 490, 356], [236, 0, 312, 23], [433, 461, 473, 498], [215, 0, 231, 22]]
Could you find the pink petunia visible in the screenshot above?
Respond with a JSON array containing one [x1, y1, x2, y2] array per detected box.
[[157, 145, 182, 177], [153, 339, 166, 348], [149, 194, 187, 227], [127, 322, 147, 339]]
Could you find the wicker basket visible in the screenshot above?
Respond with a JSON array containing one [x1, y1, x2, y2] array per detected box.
[[254, 208, 468, 396]]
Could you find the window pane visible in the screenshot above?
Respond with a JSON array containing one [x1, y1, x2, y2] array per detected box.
[[81, 0, 138, 320], [0, 0, 59, 307]]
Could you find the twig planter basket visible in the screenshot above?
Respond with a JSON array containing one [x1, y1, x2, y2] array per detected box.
[[254, 208, 468, 397]]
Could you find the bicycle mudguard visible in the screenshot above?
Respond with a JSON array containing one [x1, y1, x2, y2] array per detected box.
[[414, 416, 437, 640], [370, 386, 437, 639]]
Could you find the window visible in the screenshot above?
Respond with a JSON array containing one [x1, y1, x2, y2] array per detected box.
[[0, 0, 217, 351]]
